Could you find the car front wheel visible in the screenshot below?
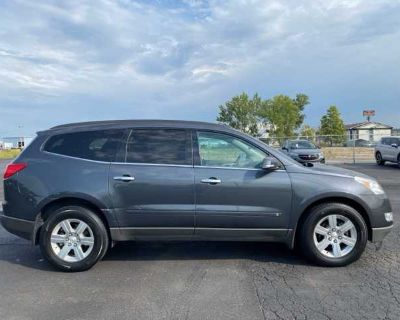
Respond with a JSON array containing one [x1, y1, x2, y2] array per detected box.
[[300, 203, 368, 267], [39, 205, 109, 272]]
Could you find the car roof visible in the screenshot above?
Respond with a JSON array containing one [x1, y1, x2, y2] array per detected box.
[[39, 119, 238, 135]]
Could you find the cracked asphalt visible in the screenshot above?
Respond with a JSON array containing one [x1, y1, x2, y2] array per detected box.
[[0, 159, 399, 320]]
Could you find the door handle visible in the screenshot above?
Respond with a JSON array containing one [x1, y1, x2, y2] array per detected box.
[[201, 177, 221, 184], [113, 176, 135, 182]]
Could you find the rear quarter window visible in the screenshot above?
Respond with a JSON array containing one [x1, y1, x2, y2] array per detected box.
[[43, 130, 125, 162]]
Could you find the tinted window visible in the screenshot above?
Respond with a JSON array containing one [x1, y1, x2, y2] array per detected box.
[[126, 129, 191, 165], [197, 131, 266, 169], [44, 130, 125, 162]]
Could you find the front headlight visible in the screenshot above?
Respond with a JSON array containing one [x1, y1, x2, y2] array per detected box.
[[354, 176, 385, 195]]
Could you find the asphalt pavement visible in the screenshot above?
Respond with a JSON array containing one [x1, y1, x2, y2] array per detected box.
[[0, 159, 399, 320]]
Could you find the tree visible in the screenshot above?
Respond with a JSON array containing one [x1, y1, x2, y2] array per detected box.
[[319, 105, 346, 146], [258, 94, 306, 137], [293, 94, 310, 128], [300, 125, 316, 140], [217, 93, 262, 136]]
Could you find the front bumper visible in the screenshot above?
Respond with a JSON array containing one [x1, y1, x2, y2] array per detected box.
[[0, 213, 34, 241], [371, 225, 393, 243], [291, 156, 325, 164]]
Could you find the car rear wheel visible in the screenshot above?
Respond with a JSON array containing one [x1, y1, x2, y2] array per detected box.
[[39, 206, 109, 272], [299, 203, 368, 267], [376, 152, 385, 166]]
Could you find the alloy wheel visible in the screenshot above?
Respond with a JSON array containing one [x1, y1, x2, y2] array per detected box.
[[313, 214, 357, 258], [50, 219, 95, 262]]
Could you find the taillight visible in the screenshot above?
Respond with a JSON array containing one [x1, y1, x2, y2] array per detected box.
[[3, 163, 27, 179]]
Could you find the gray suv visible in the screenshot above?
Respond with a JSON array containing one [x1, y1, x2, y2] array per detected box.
[[281, 140, 325, 164], [375, 136, 400, 167], [1, 120, 393, 271]]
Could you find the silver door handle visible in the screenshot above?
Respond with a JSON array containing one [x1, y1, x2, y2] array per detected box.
[[201, 178, 221, 184], [113, 176, 135, 182]]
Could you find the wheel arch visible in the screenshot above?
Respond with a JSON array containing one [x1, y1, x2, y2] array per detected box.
[[292, 196, 372, 248], [33, 196, 112, 245]]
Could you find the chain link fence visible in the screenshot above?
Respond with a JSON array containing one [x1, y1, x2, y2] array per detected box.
[[261, 133, 398, 164]]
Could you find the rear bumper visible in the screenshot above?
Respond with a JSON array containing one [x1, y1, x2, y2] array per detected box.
[[0, 213, 34, 241], [371, 225, 393, 243]]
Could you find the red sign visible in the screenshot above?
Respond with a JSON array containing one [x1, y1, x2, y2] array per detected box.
[[363, 110, 375, 116]]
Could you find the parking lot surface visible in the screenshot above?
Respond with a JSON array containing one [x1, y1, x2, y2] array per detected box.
[[0, 159, 399, 320]]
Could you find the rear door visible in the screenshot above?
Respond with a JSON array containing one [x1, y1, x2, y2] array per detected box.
[[379, 138, 390, 160], [109, 128, 195, 238], [388, 138, 400, 162], [193, 131, 292, 240]]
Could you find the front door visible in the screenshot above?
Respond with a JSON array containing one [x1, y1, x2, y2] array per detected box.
[[193, 131, 292, 240], [109, 128, 195, 239]]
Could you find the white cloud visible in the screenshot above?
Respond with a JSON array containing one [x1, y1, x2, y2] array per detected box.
[[0, 0, 399, 134]]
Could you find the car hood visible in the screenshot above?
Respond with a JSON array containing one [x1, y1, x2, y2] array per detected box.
[[289, 148, 321, 155], [288, 163, 371, 179]]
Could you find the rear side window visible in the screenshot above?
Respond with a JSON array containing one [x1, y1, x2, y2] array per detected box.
[[44, 130, 125, 162], [126, 129, 191, 165]]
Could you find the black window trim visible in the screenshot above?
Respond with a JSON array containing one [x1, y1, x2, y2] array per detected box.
[[193, 129, 285, 171]]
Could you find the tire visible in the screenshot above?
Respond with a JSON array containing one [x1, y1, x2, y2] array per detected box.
[[375, 152, 385, 166], [299, 203, 368, 267], [39, 206, 109, 272], [398, 154, 400, 168]]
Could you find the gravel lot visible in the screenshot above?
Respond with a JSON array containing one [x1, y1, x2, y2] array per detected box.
[[0, 159, 399, 320]]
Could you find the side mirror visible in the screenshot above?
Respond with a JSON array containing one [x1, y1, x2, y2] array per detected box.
[[391, 143, 398, 148], [262, 157, 281, 171], [282, 147, 288, 151]]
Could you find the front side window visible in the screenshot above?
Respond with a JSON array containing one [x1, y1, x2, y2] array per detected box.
[[197, 131, 266, 169], [126, 129, 191, 165], [44, 130, 125, 162]]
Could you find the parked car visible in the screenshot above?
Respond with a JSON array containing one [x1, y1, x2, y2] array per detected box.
[[375, 136, 400, 167], [345, 139, 377, 148], [1, 120, 393, 271], [281, 140, 325, 164]]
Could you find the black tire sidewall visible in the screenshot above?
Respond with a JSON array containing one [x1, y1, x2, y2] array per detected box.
[[300, 203, 368, 267], [39, 206, 108, 272]]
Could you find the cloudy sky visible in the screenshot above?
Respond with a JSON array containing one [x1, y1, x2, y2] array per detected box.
[[0, 0, 399, 136]]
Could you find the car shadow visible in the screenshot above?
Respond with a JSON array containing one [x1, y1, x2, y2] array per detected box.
[[0, 241, 309, 272], [103, 241, 308, 265]]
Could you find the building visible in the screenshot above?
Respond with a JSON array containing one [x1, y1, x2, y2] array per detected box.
[[345, 122, 392, 142], [0, 136, 34, 149]]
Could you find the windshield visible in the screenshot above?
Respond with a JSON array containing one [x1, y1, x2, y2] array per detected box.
[[289, 140, 316, 149]]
